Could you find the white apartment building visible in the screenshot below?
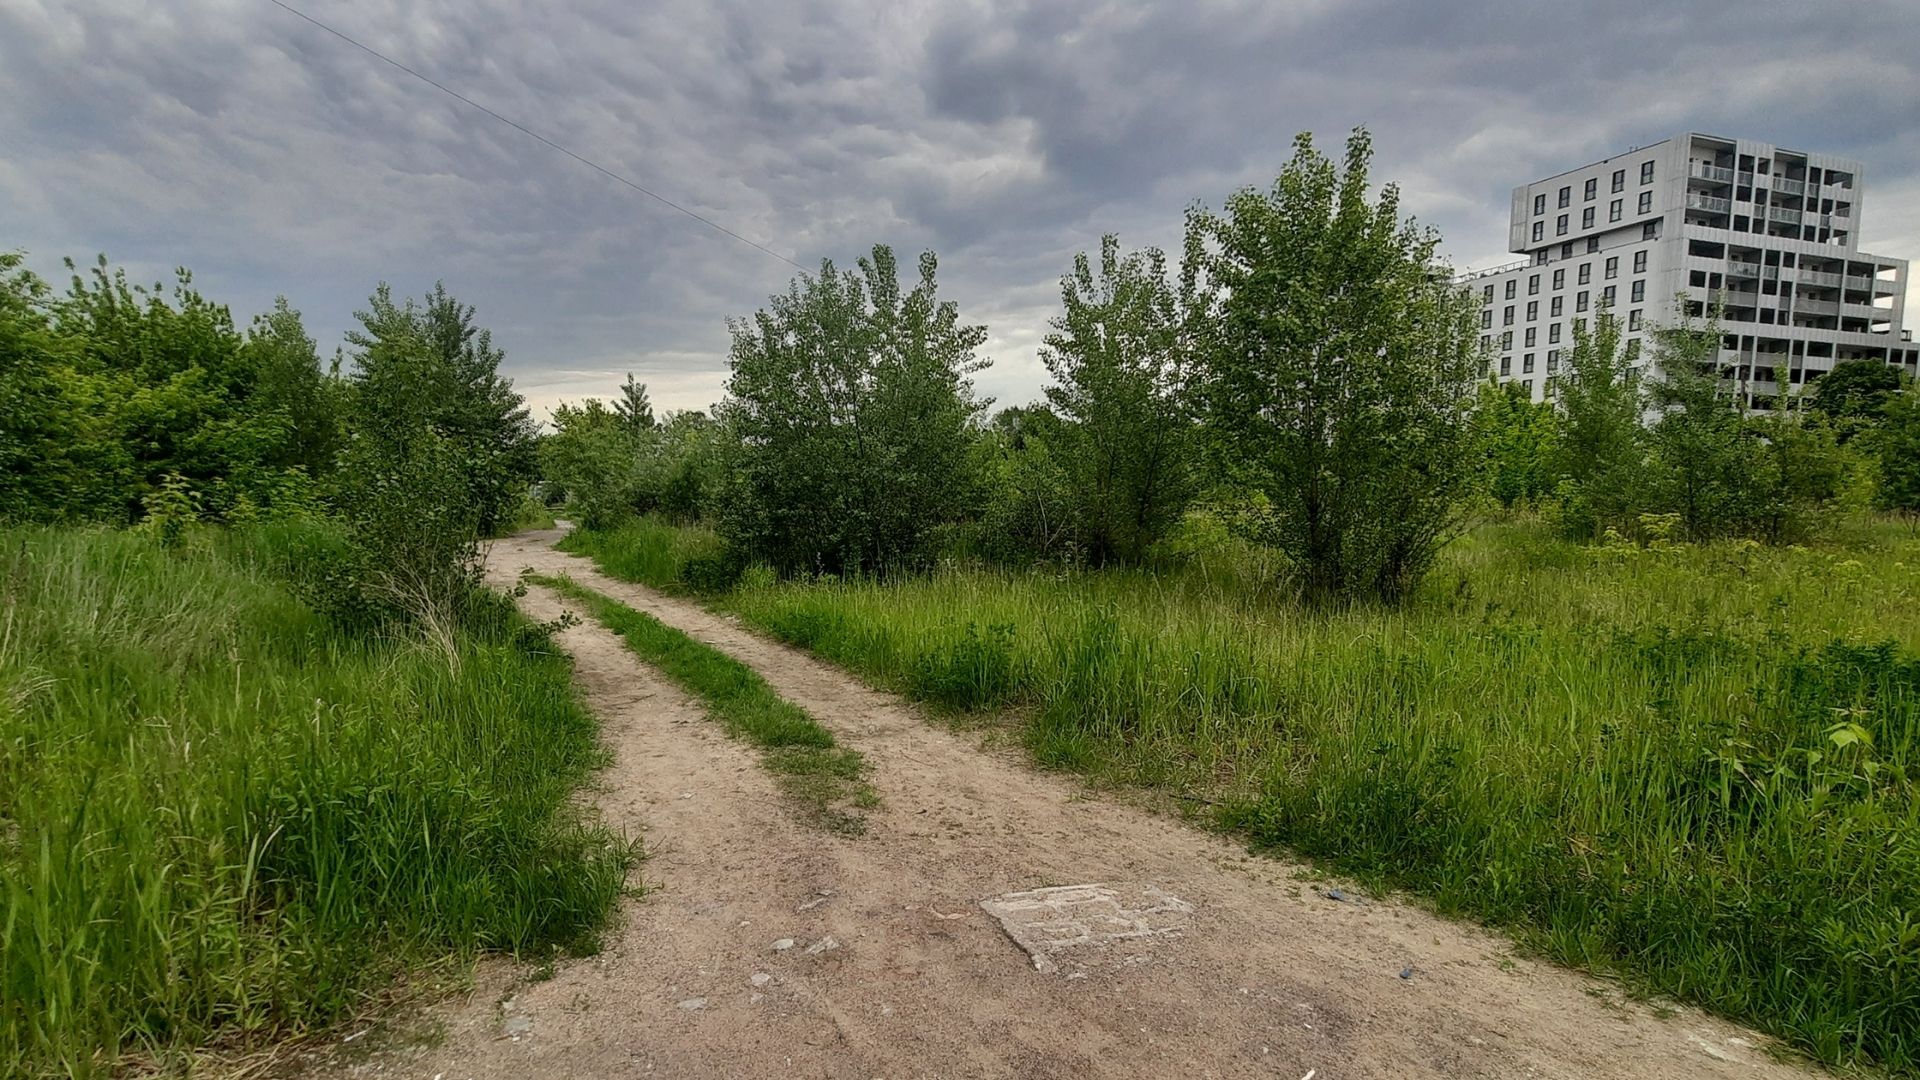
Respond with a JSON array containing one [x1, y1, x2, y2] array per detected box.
[[1465, 133, 1916, 406]]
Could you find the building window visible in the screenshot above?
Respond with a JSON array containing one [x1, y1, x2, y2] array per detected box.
[[1532, 221, 1543, 242], [1526, 300, 1538, 321], [1482, 283, 1494, 303], [1628, 309, 1643, 330], [1574, 317, 1587, 334], [1609, 199, 1622, 222], [1631, 279, 1646, 302], [1577, 263, 1591, 285], [1637, 191, 1653, 214], [1501, 331, 1513, 350], [1561, 242, 1574, 259], [1576, 290, 1589, 312], [1552, 268, 1565, 290], [1548, 348, 1561, 371], [1481, 309, 1492, 329], [1525, 327, 1537, 347], [1582, 207, 1595, 229], [1602, 285, 1617, 306], [1534, 193, 1546, 216], [1612, 168, 1626, 193], [1503, 305, 1515, 326], [1523, 352, 1536, 374], [1550, 296, 1564, 317], [1633, 250, 1648, 273], [1604, 256, 1618, 280], [1500, 354, 1512, 375], [1480, 335, 1491, 353], [1640, 160, 1656, 184], [1528, 274, 1540, 295], [1556, 214, 1569, 236], [1584, 178, 1598, 201], [1548, 322, 1562, 343], [1534, 249, 1549, 266], [1586, 237, 1600, 253], [1643, 221, 1659, 240], [1505, 279, 1517, 299], [1558, 185, 1571, 208]]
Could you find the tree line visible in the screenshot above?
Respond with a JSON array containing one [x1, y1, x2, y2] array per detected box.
[[8, 126, 1920, 610]]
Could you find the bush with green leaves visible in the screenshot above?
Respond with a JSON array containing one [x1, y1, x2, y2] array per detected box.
[[715, 245, 989, 575], [1471, 378, 1559, 510], [345, 283, 537, 537], [1188, 128, 1482, 604], [1039, 235, 1199, 564], [1873, 388, 1920, 518], [1549, 306, 1647, 539]]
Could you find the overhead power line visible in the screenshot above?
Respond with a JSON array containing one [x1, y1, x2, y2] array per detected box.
[[266, 0, 807, 272]]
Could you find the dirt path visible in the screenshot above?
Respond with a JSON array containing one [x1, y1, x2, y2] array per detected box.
[[333, 527, 1817, 1080]]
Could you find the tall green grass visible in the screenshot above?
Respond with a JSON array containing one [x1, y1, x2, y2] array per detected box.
[[566, 515, 1920, 1073], [535, 574, 874, 834], [0, 526, 630, 1078]]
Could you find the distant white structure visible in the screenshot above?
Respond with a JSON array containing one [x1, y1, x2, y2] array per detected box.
[[1464, 132, 1915, 406]]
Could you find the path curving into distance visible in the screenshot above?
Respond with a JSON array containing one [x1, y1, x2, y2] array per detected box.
[[325, 526, 1818, 1080]]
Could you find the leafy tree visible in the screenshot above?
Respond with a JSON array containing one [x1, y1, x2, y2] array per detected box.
[[614, 373, 656, 435], [1873, 389, 1920, 519], [245, 297, 343, 478], [969, 406, 1074, 563], [1040, 235, 1198, 564], [1471, 378, 1559, 509], [1645, 305, 1763, 541], [1808, 358, 1903, 433], [654, 409, 724, 523], [1551, 306, 1646, 538], [1188, 128, 1481, 604], [540, 398, 646, 529], [716, 245, 989, 575], [0, 252, 99, 522], [345, 283, 537, 534]]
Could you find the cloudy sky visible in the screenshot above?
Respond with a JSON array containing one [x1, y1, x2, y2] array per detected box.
[[5, 0, 1919, 419]]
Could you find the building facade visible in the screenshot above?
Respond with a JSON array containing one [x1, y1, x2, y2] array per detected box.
[[1466, 133, 1915, 406]]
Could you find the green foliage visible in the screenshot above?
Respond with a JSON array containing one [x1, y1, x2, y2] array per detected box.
[[1550, 306, 1647, 539], [1040, 235, 1199, 564], [613, 372, 655, 435], [135, 472, 202, 547], [715, 245, 989, 575], [1874, 389, 1920, 517], [541, 398, 647, 530], [967, 409, 1075, 563], [1189, 129, 1482, 603], [1470, 378, 1559, 509], [575, 512, 1920, 1074], [345, 282, 537, 537], [1810, 358, 1904, 432], [0, 527, 627, 1077]]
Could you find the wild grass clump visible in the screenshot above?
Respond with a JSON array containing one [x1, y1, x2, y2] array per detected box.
[[0, 526, 629, 1078], [535, 575, 875, 834], [570, 513, 1920, 1073]]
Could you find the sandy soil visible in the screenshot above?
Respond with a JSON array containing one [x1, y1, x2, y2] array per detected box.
[[321, 527, 1819, 1080]]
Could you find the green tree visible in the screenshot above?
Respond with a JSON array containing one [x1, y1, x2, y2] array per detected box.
[[614, 373, 656, 435], [1645, 304, 1761, 541], [1040, 235, 1198, 564], [345, 283, 537, 535], [540, 398, 646, 529], [1808, 358, 1903, 434], [1873, 388, 1920, 519], [245, 297, 343, 478], [0, 253, 109, 522], [1188, 128, 1481, 604], [1551, 306, 1646, 539], [717, 245, 989, 575], [1471, 378, 1559, 509]]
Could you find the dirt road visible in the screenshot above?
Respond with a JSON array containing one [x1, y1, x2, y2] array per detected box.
[[331, 527, 1815, 1079]]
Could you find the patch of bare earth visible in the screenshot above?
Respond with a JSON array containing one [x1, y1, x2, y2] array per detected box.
[[318, 528, 1819, 1079]]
